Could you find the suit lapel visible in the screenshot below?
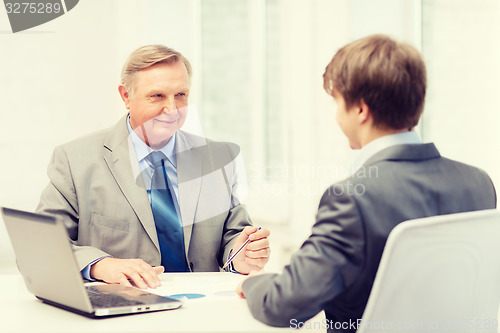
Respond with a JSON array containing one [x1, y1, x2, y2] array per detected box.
[[103, 116, 160, 252], [175, 131, 204, 254]]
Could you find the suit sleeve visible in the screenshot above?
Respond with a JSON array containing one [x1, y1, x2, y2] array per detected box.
[[241, 186, 366, 326], [36, 146, 110, 270]]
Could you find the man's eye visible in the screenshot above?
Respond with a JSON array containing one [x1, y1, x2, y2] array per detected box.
[[152, 94, 164, 98], [176, 93, 186, 97]]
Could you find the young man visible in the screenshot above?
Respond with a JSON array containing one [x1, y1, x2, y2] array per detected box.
[[37, 45, 270, 289], [237, 34, 496, 332]]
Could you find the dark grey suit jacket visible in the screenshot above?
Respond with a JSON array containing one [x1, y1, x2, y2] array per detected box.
[[37, 116, 252, 272], [242, 143, 496, 332]]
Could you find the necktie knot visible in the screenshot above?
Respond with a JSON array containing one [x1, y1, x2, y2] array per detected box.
[[148, 151, 167, 169]]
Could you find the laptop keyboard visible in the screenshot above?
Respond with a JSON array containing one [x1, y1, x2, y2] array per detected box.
[[86, 286, 145, 308]]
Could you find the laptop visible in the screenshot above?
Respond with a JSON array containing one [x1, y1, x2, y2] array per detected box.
[[1, 207, 183, 317]]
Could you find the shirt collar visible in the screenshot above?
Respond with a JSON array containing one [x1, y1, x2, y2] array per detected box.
[[349, 131, 422, 174], [126, 114, 177, 167]]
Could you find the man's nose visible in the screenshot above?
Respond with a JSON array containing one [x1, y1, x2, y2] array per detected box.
[[162, 98, 177, 113]]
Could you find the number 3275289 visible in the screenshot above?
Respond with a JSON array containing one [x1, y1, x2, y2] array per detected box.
[[5, 2, 62, 14]]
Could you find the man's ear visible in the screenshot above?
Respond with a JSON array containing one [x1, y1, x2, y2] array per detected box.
[[357, 99, 371, 125], [118, 84, 131, 110]]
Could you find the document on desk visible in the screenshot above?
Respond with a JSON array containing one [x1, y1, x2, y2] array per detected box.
[[145, 272, 245, 301]]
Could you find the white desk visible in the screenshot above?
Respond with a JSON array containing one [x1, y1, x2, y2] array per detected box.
[[0, 272, 325, 333]]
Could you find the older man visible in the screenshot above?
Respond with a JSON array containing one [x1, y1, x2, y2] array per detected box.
[[37, 45, 270, 289], [237, 34, 496, 332]]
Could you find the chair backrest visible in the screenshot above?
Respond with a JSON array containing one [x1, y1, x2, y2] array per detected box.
[[358, 209, 500, 333]]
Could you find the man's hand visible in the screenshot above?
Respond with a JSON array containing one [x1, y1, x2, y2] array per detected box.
[[236, 270, 266, 298], [90, 258, 164, 289], [231, 226, 271, 274]]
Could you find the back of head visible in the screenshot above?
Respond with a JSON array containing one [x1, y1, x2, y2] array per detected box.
[[121, 44, 192, 95], [323, 34, 427, 130]]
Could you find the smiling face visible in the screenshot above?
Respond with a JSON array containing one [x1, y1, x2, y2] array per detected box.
[[119, 61, 190, 149]]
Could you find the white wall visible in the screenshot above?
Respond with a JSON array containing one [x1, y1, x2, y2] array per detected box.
[[421, 0, 500, 188]]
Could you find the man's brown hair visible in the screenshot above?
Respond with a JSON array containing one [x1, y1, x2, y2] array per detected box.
[[121, 45, 192, 96], [323, 34, 427, 130]]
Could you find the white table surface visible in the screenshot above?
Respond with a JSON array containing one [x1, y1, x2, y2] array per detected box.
[[0, 272, 325, 333]]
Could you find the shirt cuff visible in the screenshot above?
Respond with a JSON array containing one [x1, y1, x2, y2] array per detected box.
[[81, 256, 111, 281]]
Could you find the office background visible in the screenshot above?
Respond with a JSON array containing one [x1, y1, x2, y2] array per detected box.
[[0, 0, 499, 273]]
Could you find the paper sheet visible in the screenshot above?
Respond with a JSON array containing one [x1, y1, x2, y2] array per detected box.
[[144, 272, 245, 300]]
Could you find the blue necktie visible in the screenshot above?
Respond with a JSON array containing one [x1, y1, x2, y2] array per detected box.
[[148, 151, 188, 272]]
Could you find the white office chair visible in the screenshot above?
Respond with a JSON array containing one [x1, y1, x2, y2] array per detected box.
[[358, 209, 500, 333]]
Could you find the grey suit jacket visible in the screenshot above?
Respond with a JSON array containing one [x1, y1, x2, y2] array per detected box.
[[37, 115, 252, 272], [242, 143, 496, 332]]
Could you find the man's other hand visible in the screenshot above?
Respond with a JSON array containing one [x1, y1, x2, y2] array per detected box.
[[90, 258, 164, 289]]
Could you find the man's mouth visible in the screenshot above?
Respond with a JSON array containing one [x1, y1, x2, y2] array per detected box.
[[154, 118, 177, 124]]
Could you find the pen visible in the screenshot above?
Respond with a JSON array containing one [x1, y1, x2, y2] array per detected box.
[[222, 227, 261, 270]]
